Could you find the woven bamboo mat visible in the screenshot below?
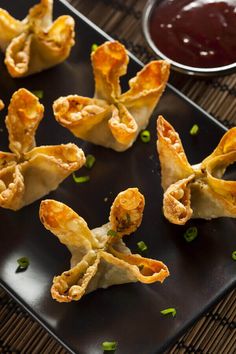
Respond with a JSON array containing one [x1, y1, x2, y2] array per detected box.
[[0, 0, 236, 353]]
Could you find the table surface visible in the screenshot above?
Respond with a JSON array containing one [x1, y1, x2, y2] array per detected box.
[[0, 0, 236, 353]]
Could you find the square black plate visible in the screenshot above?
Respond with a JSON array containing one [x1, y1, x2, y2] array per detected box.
[[0, 1, 235, 354]]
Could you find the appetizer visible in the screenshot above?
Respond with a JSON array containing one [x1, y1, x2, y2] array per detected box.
[[157, 116, 236, 225], [39, 188, 169, 302], [53, 41, 170, 151], [0, 88, 85, 210], [0, 0, 75, 77], [0, 99, 4, 110]]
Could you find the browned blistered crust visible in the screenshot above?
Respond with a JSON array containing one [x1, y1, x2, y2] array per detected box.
[[163, 175, 194, 225], [0, 0, 75, 77], [157, 116, 236, 224], [0, 88, 85, 210], [39, 188, 169, 303], [53, 41, 170, 151], [0, 99, 4, 110]]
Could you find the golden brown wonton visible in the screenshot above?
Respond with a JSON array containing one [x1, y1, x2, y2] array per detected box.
[[0, 99, 4, 110], [53, 41, 170, 151], [0, 0, 75, 77], [0, 88, 85, 210], [39, 188, 169, 302], [157, 115, 236, 225]]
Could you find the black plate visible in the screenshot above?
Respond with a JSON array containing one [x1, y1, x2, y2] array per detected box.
[[0, 1, 235, 354]]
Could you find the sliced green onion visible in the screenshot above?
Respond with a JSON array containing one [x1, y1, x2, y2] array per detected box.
[[184, 226, 198, 242], [32, 90, 44, 99], [190, 124, 199, 135], [137, 241, 148, 252], [102, 341, 117, 351], [140, 130, 151, 143], [232, 251, 236, 260], [91, 43, 98, 52], [160, 308, 177, 317], [17, 257, 29, 270], [72, 173, 90, 183], [85, 154, 96, 169], [107, 229, 118, 237]]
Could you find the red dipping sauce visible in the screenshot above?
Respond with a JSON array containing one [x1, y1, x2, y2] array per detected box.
[[149, 0, 236, 68]]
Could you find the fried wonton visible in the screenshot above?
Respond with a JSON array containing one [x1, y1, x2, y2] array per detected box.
[[39, 188, 169, 302], [53, 41, 170, 151], [0, 99, 4, 110], [157, 115, 236, 225], [0, 88, 85, 210], [0, 0, 75, 77]]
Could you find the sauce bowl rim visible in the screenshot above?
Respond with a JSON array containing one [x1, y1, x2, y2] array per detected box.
[[142, 0, 236, 76]]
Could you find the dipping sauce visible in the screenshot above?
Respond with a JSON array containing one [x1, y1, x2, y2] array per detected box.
[[149, 0, 236, 68]]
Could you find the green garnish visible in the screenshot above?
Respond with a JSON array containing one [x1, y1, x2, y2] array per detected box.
[[32, 90, 44, 99], [107, 229, 118, 237], [137, 241, 148, 252], [140, 129, 151, 143], [232, 251, 236, 260], [17, 257, 29, 270], [91, 43, 98, 52], [160, 308, 177, 317], [85, 154, 96, 169], [72, 173, 90, 183], [184, 226, 198, 242], [102, 341, 117, 351], [190, 124, 199, 135]]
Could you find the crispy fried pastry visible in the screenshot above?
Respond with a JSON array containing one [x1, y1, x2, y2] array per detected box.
[[53, 41, 170, 151], [0, 99, 4, 110], [39, 188, 169, 302], [0, 88, 85, 210], [0, 0, 75, 77], [157, 115, 236, 224]]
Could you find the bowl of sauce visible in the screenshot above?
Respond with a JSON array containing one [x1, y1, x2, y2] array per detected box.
[[143, 0, 236, 76]]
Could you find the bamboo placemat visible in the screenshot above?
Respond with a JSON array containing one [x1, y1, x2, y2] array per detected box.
[[0, 287, 235, 354], [1, 0, 236, 353]]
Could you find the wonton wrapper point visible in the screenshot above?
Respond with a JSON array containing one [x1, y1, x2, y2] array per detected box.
[[0, 99, 4, 111], [157, 115, 236, 225], [0, 88, 85, 210], [0, 0, 75, 77], [53, 41, 170, 151], [39, 188, 169, 302]]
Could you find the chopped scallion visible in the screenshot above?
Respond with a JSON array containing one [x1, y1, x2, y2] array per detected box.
[[190, 124, 199, 135], [91, 43, 98, 52], [160, 308, 177, 317], [107, 229, 118, 237], [72, 173, 90, 183], [140, 130, 151, 143], [17, 257, 29, 270], [102, 341, 117, 351], [85, 154, 96, 169], [32, 90, 44, 99], [137, 241, 148, 252], [184, 226, 198, 242], [232, 251, 236, 261]]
